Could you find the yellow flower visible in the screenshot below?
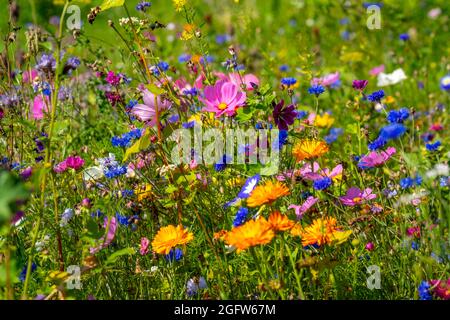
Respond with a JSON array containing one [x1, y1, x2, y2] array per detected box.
[[300, 217, 351, 247], [173, 0, 187, 12], [151, 225, 194, 255], [268, 211, 295, 232], [135, 184, 153, 202], [292, 139, 329, 162], [290, 223, 303, 237], [314, 113, 335, 128], [384, 96, 396, 104], [247, 181, 290, 207], [224, 217, 275, 253]]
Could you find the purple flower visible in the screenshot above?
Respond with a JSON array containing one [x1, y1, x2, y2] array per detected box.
[[272, 100, 297, 130], [105, 71, 121, 86], [36, 54, 56, 74], [352, 80, 368, 91], [339, 187, 376, 206]]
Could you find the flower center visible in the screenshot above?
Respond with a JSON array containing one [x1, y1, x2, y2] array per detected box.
[[352, 197, 362, 203], [218, 102, 228, 110]]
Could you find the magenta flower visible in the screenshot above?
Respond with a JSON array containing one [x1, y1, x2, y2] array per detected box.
[[140, 237, 150, 255], [358, 147, 396, 169], [23, 69, 38, 83], [272, 99, 297, 130], [90, 217, 118, 254], [31, 95, 50, 120], [105, 71, 121, 86], [132, 89, 172, 126], [300, 162, 343, 181], [53, 161, 68, 173], [312, 72, 340, 87], [365, 242, 375, 251], [369, 65, 385, 76], [199, 80, 246, 117], [352, 80, 368, 91], [215, 72, 260, 91], [430, 279, 450, 300], [288, 196, 318, 219], [339, 187, 377, 206], [65, 156, 85, 170]]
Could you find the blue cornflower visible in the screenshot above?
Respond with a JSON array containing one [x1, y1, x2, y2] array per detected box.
[[296, 110, 308, 119], [214, 155, 231, 172], [157, 61, 169, 72], [237, 175, 260, 199], [313, 177, 332, 190], [19, 263, 37, 282], [400, 177, 414, 189], [279, 65, 289, 72], [136, 1, 151, 12], [399, 33, 410, 41], [186, 277, 207, 296], [379, 123, 406, 141], [308, 84, 325, 96], [216, 34, 231, 44], [165, 248, 183, 262], [104, 165, 128, 179], [387, 108, 409, 123], [233, 207, 249, 227], [182, 121, 196, 129], [367, 90, 385, 102], [116, 212, 130, 226], [418, 281, 432, 300], [178, 53, 191, 63], [281, 77, 297, 87], [182, 88, 198, 96], [440, 176, 449, 187], [368, 136, 387, 151], [324, 128, 343, 144], [411, 241, 419, 250], [341, 30, 351, 40], [120, 189, 134, 198], [415, 175, 422, 186], [420, 132, 434, 142], [426, 141, 441, 151]]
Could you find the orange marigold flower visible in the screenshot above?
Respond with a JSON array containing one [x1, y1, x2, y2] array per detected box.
[[268, 211, 295, 232], [151, 225, 194, 255], [292, 139, 329, 162], [290, 223, 303, 237], [213, 230, 228, 241], [301, 217, 352, 247], [247, 180, 290, 207], [224, 217, 275, 253]]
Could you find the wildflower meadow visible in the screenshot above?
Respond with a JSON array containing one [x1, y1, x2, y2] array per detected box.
[[0, 0, 449, 303]]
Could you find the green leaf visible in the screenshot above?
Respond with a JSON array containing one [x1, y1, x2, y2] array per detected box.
[[105, 247, 135, 266], [146, 83, 165, 95], [123, 128, 151, 162], [235, 107, 255, 122], [99, 0, 125, 11], [0, 171, 29, 224]]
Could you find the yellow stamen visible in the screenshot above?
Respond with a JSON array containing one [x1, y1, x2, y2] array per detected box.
[[218, 102, 227, 110]]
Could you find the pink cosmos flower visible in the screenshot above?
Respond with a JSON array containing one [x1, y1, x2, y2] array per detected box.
[[312, 72, 340, 87], [31, 95, 50, 120], [215, 72, 260, 91], [90, 217, 118, 254], [132, 89, 172, 126], [140, 237, 150, 255], [23, 69, 38, 83], [199, 80, 246, 117], [358, 147, 396, 169], [300, 162, 343, 181], [339, 187, 377, 206], [288, 196, 318, 219], [369, 65, 385, 76]]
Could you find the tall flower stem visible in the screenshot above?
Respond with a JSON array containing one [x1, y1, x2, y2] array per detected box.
[[22, 0, 70, 299]]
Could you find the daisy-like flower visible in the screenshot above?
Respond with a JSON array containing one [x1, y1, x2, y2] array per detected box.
[[314, 112, 335, 128], [247, 180, 290, 207], [132, 89, 172, 126], [272, 99, 297, 130], [199, 80, 246, 117], [267, 211, 295, 232], [151, 225, 194, 255], [339, 187, 377, 206], [237, 174, 260, 198], [358, 147, 396, 169], [292, 139, 329, 162], [224, 217, 275, 253], [288, 196, 318, 219], [300, 217, 352, 247]]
